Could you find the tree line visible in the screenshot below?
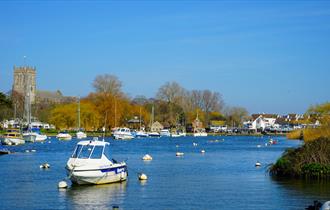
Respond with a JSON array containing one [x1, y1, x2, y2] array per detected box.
[[0, 74, 249, 131]]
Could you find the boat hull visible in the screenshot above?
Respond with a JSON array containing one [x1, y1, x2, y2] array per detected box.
[[76, 132, 87, 139], [57, 133, 72, 140], [2, 137, 25, 145], [114, 134, 133, 140], [23, 134, 36, 142], [35, 134, 47, 141], [67, 165, 128, 185], [193, 132, 208, 137]]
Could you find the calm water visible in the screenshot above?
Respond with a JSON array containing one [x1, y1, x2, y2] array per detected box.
[[0, 135, 329, 209]]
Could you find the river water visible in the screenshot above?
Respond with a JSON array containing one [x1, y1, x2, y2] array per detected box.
[[0, 135, 329, 209]]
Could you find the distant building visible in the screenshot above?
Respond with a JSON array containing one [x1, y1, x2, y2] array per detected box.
[[150, 121, 163, 132], [192, 116, 204, 132], [12, 66, 36, 104], [36, 90, 66, 104], [244, 114, 278, 131]]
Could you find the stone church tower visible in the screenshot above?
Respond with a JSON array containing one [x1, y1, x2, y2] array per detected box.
[[12, 66, 36, 104]]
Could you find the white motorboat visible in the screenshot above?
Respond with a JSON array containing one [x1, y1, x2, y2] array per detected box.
[[34, 133, 47, 141], [76, 131, 87, 139], [160, 129, 171, 137], [57, 132, 72, 140], [148, 132, 160, 137], [193, 128, 208, 137], [66, 139, 128, 185], [134, 130, 149, 138], [171, 131, 186, 137], [1, 129, 25, 145], [171, 133, 181, 138], [113, 128, 134, 140]]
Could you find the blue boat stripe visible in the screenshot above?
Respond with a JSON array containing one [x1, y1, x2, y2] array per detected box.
[[73, 166, 127, 174]]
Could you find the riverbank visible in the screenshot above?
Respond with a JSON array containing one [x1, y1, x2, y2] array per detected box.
[[269, 137, 330, 178]]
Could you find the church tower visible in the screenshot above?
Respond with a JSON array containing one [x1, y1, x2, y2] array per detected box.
[[12, 66, 36, 104]]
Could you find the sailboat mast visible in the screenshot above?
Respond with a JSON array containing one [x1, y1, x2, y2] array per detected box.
[[77, 97, 81, 130], [139, 107, 142, 129], [114, 99, 117, 128], [152, 105, 154, 124]]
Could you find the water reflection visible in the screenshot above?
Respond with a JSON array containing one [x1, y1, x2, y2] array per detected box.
[[64, 182, 127, 209], [271, 177, 330, 203]]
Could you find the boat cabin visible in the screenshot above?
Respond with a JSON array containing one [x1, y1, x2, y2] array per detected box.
[[71, 140, 110, 160]]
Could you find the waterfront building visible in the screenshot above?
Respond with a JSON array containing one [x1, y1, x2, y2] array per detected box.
[[150, 121, 163, 132]]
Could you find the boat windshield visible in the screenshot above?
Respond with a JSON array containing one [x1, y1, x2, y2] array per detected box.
[[72, 144, 105, 159]]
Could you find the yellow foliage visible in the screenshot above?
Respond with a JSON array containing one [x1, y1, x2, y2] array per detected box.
[[287, 129, 303, 140], [210, 120, 226, 126], [303, 127, 330, 142], [49, 100, 101, 131]]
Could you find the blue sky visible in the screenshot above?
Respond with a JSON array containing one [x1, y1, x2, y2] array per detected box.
[[0, 1, 329, 114]]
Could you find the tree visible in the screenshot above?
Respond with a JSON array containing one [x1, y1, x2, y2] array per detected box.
[[0, 92, 13, 121], [93, 74, 123, 96], [156, 81, 186, 126], [156, 81, 185, 104], [306, 102, 330, 126], [201, 90, 224, 125], [49, 100, 101, 130], [225, 106, 249, 127]]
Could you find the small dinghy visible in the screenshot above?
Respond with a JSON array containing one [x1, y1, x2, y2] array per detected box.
[[66, 138, 127, 185]]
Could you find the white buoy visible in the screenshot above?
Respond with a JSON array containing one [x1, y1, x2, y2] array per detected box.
[[193, 142, 198, 146], [58, 180, 68, 188], [138, 173, 148, 180], [176, 152, 184, 157], [40, 163, 50, 169], [175, 145, 179, 148], [201, 149, 205, 153], [257, 145, 261, 148], [31, 149, 36, 152], [255, 162, 261, 167], [142, 154, 153, 161], [25, 150, 30, 153]]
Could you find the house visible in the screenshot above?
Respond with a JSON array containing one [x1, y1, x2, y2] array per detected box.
[[209, 120, 227, 132], [127, 117, 143, 129], [244, 114, 278, 131], [150, 121, 163, 132]]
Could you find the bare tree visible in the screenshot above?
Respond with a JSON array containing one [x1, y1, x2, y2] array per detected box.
[[225, 106, 249, 127], [156, 81, 186, 103], [156, 81, 186, 126], [92, 74, 122, 96], [201, 90, 224, 125]]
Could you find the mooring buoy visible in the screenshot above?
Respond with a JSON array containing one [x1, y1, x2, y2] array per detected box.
[[58, 180, 68, 188], [138, 173, 148, 180], [40, 163, 50, 169], [176, 152, 184, 157], [142, 154, 153, 161]]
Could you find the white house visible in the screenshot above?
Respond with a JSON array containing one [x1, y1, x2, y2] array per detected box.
[[244, 114, 278, 131]]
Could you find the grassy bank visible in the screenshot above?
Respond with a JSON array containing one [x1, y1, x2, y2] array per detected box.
[[269, 137, 330, 178], [287, 127, 330, 142]]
